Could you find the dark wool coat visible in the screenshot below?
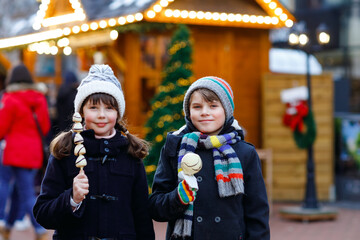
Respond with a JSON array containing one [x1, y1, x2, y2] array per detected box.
[[0, 83, 50, 169], [149, 119, 270, 240], [33, 130, 155, 240], [55, 71, 78, 133]]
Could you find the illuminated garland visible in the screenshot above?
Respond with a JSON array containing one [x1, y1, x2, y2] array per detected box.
[[1, 23, 176, 53], [1, 0, 294, 51]]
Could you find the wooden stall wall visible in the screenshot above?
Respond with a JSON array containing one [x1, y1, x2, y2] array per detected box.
[[191, 25, 270, 147], [262, 73, 334, 201], [118, 26, 270, 147]]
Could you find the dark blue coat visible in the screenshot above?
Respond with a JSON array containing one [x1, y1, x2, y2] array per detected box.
[[149, 121, 270, 240], [33, 130, 155, 240]]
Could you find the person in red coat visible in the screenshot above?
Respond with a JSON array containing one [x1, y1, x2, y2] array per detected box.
[[0, 64, 50, 240]]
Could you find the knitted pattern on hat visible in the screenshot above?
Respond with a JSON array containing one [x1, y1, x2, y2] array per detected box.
[[173, 131, 244, 238], [74, 64, 125, 117], [183, 76, 234, 121]]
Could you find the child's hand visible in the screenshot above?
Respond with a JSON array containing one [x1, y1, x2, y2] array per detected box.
[[72, 169, 89, 204], [177, 180, 197, 205]]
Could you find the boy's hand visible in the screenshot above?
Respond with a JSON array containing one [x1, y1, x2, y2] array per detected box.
[[73, 169, 89, 204], [177, 180, 197, 205]]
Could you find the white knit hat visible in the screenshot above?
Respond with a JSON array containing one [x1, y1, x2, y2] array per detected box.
[[74, 64, 125, 117]]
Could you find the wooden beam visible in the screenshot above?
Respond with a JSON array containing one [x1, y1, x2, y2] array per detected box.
[[123, 33, 142, 128], [106, 46, 127, 73], [0, 53, 11, 69]]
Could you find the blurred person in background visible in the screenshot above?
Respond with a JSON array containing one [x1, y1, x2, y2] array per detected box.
[[0, 64, 50, 240], [0, 64, 29, 232], [54, 70, 79, 134]]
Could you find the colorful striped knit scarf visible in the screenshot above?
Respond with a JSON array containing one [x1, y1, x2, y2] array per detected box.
[[173, 131, 244, 238]]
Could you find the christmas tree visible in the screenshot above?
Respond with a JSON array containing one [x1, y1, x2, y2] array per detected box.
[[144, 24, 193, 189]]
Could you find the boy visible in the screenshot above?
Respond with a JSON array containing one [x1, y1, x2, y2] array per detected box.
[[149, 76, 270, 240]]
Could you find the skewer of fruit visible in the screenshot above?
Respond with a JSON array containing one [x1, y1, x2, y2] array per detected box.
[[72, 113, 87, 171]]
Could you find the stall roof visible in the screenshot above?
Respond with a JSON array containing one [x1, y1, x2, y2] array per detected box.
[[0, 0, 295, 50], [167, 0, 266, 14], [81, 0, 154, 21]]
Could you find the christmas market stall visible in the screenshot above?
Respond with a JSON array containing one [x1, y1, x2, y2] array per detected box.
[[0, 0, 320, 200]]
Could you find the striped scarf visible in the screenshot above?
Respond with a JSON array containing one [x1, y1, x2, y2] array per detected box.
[[173, 131, 244, 238]]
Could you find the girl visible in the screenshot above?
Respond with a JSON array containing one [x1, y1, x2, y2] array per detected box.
[[149, 76, 270, 240], [33, 65, 155, 240]]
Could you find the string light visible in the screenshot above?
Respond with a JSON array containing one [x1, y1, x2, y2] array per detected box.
[[90, 22, 99, 30], [181, 10, 189, 18], [197, 11, 205, 19], [57, 37, 69, 47], [220, 13, 227, 21], [63, 27, 71, 35], [157, 0, 293, 26], [110, 30, 119, 40], [189, 11, 197, 19], [99, 20, 107, 28], [126, 15, 135, 23], [285, 19, 294, 27], [264, 16, 272, 24], [50, 46, 58, 55], [160, 0, 168, 7], [0, 29, 63, 49], [242, 14, 250, 23], [118, 17, 126, 25], [0, 0, 293, 49], [173, 10, 181, 18], [274, 8, 283, 16], [72, 25, 80, 34], [135, 13, 144, 21], [280, 13, 288, 21], [269, 2, 277, 9], [81, 24, 89, 32], [204, 12, 212, 20], [147, 10, 156, 18], [63, 46, 72, 55], [33, 0, 86, 30], [212, 12, 220, 21], [108, 18, 116, 26], [153, 4, 162, 12], [271, 17, 279, 25], [250, 15, 257, 23]]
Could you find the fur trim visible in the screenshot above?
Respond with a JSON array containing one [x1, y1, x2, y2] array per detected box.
[[6, 83, 47, 94]]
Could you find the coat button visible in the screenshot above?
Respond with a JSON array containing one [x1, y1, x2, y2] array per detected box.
[[196, 216, 203, 222], [105, 148, 109, 152], [197, 176, 203, 182], [215, 216, 221, 223], [104, 140, 109, 145]]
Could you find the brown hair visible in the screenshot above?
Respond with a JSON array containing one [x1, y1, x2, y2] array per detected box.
[[190, 88, 222, 104], [50, 93, 149, 160]]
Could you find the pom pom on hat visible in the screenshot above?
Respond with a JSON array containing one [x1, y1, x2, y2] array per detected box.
[[74, 64, 125, 117], [183, 76, 234, 120]]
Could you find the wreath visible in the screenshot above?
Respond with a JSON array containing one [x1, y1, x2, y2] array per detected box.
[[292, 110, 316, 149]]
